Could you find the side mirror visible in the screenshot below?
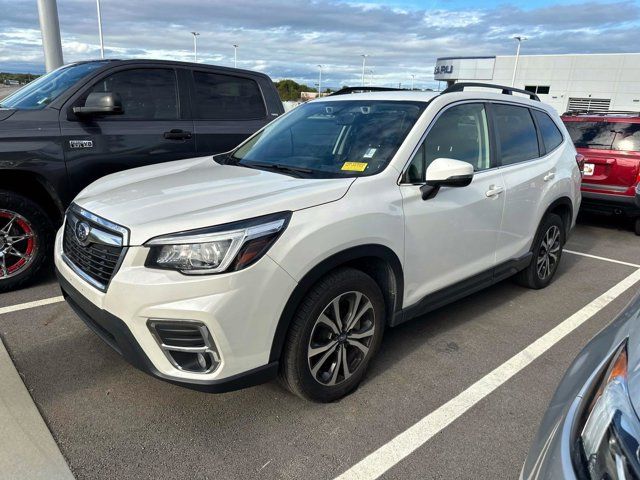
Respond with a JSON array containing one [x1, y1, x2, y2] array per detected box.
[[73, 92, 123, 116], [420, 158, 474, 200]]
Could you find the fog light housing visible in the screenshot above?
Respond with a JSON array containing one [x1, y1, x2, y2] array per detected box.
[[148, 320, 220, 374]]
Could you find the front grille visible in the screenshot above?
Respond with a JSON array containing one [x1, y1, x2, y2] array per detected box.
[[62, 206, 127, 291]]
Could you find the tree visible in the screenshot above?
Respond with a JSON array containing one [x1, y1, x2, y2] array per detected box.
[[274, 79, 316, 101]]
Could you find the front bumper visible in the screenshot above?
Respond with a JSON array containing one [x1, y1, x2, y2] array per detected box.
[[54, 228, 297, 392]]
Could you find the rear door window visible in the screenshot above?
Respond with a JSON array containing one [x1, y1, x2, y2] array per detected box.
[[564, 121, 640, 151], [192, 71, 266, 120], [532, 110, 564, 153], [493, 104, 540, 166]]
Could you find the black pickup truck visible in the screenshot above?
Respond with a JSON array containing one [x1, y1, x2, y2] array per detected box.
[[0, 59, 283, 292]]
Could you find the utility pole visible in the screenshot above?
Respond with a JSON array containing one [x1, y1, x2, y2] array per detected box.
[[317, 65, 323, 96], [36, 0, 64, 72], [96, 0, 104, 58], [361, 54, 368, 86], [410, 74, 415, 90], [191, 32, 200, 62], [233, 44, 238, 68], [511, 36, 527, 87]]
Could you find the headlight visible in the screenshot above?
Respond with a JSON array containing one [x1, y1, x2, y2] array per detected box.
[[577, 341, 640, 479], [145, 212, 291, 274]]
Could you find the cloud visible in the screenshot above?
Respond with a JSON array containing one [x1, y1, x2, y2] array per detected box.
[[0, 0, 638, 88]]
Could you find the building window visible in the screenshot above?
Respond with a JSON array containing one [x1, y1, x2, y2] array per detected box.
[[524, 85, 550, 95]]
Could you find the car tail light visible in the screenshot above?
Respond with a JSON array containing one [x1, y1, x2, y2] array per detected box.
[[576, 154, 586, 175]]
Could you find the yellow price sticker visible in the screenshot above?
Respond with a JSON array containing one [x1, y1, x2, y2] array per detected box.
[[341, 162, 368, 172]]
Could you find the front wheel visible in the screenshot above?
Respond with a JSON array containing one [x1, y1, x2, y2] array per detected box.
[[515, 213, 565, 290], [0, 191, 54, 293], [279, 268, 385, 402]]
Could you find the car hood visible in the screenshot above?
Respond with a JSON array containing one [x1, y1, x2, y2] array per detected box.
[[74, 156, 354, 245], [0, 109, 16, 121]]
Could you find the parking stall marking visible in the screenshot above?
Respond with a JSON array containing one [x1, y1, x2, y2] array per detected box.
[[0, 296, 64, 316], [564, 249, 640, 269], [334, 267, 640, 480]]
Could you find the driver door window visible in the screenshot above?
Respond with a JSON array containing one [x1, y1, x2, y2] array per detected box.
[[405, 103, 491, 183]]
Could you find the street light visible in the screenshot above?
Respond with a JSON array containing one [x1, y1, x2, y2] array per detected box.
[[317, 64, 323, 96], [191, 31, 200, 62], [511, 35, 527, 87], [410, 74, 415, 91], [361, 54, 368, 86], [96, 0, 104, 59], [233, 44, 238, 68], [368, 69, 374, 86]]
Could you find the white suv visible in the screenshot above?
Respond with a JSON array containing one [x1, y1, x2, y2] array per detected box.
[[55, 84, 581, 402]]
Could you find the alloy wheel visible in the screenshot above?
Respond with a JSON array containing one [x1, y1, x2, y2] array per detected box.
[[307, 291, 376, 386], [0, 209, 37, 279], [536, 225, 560, 280]]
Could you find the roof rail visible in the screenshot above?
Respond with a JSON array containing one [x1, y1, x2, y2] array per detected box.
[[440, 82, 540, 101], [329, 86, 405, 96], [562, 110, 640, 117]]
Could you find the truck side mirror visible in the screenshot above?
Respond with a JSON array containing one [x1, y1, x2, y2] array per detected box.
[[73, 92, 123, 116]]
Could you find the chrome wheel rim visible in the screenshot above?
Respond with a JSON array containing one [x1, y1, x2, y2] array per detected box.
[[537, 225, 561, 280], [307, 291, 375, 386], [0, 210, 37, 279]]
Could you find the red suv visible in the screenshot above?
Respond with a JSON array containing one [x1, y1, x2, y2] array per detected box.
[[562, 112, 640, 235]]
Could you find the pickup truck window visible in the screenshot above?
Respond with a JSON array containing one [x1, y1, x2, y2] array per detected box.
[[0, 62, 108, 110], [86, 68, 178, 120], [193, 71, 266, 120]]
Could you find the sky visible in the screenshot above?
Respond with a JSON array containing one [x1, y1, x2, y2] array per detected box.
[[1, 0, 639, 89]]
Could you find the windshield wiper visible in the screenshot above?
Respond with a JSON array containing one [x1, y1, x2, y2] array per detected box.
[[241, 161, 314, 177]]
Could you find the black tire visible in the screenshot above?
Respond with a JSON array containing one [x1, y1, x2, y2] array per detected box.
[[279, 268, 386, 402], [515, 213, 565, 290], [634, 218, 640, 236], [0, 190, 55, 293]]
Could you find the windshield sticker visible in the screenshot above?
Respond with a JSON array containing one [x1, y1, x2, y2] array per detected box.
[[342, 162, 368, 172], [363, 148, 377, 158]]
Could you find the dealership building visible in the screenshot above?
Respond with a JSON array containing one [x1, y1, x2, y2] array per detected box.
[[433, 53, 640, 114]]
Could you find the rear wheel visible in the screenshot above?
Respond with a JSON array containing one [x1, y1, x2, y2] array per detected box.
[[515, 213, 564, 289], [280, 268, 385, 402], [0, 191, 54, 293], [634, 218, 640, 236]]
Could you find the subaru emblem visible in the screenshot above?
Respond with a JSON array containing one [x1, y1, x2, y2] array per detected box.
[[75, 221, 91, 245]]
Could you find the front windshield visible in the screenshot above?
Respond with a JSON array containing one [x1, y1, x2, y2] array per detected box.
[[0, 62, 109, 110], [230, 100, 427, 178]]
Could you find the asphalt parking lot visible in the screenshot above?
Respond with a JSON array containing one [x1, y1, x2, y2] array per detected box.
[[1, 215, 639, 480]]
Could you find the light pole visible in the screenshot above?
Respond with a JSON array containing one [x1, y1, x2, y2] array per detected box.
[[36, 0, 64, 72], [410, 74, 415, 90], [317, 64, 323, 96], [233, 44, 238, 68], [511, 36, 527, 87], [191, 31, 200, 62], [368, 69, 374, 86], [96, 0, 104, 59], [361, 54, 368, 86]]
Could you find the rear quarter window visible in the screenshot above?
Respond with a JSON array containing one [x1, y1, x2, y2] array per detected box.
[[532, 110, 564, 153]]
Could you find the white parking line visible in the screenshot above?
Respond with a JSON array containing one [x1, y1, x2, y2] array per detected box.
[[335, 267, 640, 480], [0, 296, 64, 316], [565, 249, 640, 269]]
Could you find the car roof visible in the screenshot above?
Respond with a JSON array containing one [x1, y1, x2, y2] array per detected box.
[[314, 90, 554, 112], [64, 58, 272, 79]]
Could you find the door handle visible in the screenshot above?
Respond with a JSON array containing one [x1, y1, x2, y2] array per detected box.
[[543, 171, 555, 182], [485, 185, 504, 197], [163, 129, 192, 140]]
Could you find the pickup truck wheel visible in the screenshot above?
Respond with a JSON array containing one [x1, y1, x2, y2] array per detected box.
[[0, 191, 54, 293], [515, 213, 564, 290], [279, 268, 385, 402]]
